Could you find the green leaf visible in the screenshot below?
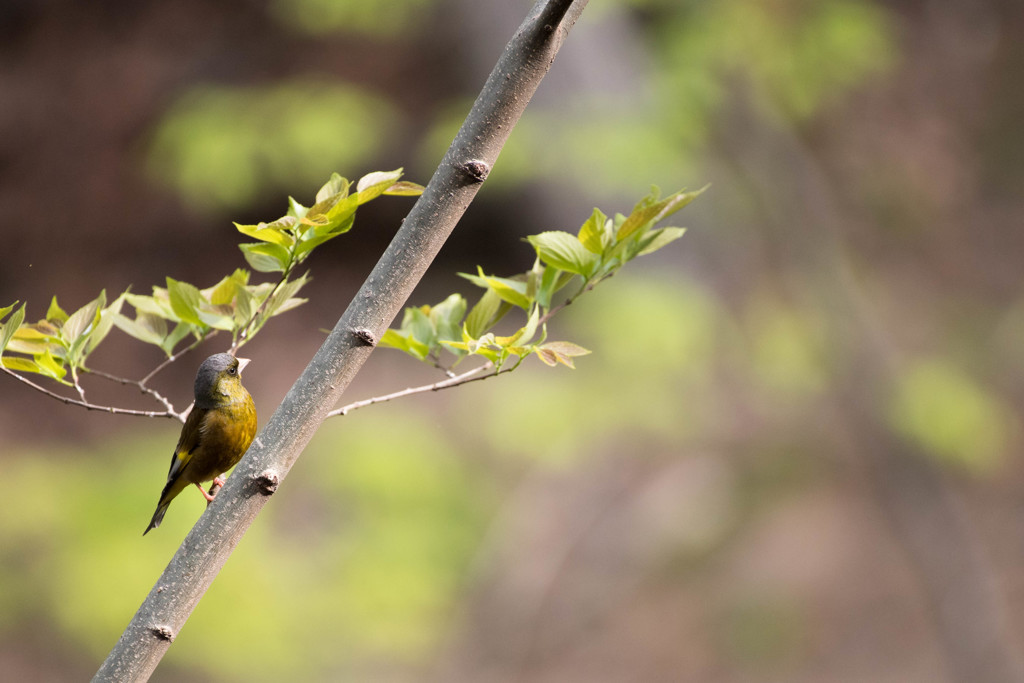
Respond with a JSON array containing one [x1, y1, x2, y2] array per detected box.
[[34, 348, 68, 382], [112, 312, 168, 346], [1, 356, 39, 373], [380, 328, 431, 360], [383, 180, 425, 196], [459, 267, 532, 310], [495, 306, 540, 348], [6, 323, 55, 355], [239, 242, 291, 273], [205, 269, 250, 306], [166, 278, 205, 326], [125, 292, 175, 320], [428, 294, 466, 344], [404, 307, 436, 348], [535, 341, 591, 369], [84, 291, 126, 358], [234, 284, 254, 325], [0, 302, 26, 354], [63, 291, 106, 346], [637, 227, 687, 256], [287, 196, 309, 220], [294, 224, 353, 257], [46, 297, 69, 325], [234, 219, 296, 247], [617, 186, 706, 241], [304, 194, 359, 238], [263, 273, 310, 319], [355, 169, 403, 204], [465, 289, 507, 338], [578, 208, 610, 255], [161, 322, 192, 356], [527, 231, 597, 277], [315, 173, 350, 204]]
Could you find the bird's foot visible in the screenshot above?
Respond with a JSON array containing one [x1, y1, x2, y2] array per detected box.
[[195, 482, 216, 503]]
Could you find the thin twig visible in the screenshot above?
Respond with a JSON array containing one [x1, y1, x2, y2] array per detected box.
[[233, 268, 292, 353], [539, 276, 603, 326], [140, 332, 214, 386], [328, 362, 502, 417], [1, 366, 180, 419], [84, 367, 181, 417], [70, 366, 88, 403]]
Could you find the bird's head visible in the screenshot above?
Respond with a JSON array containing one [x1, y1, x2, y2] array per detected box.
[[194, 353, 251, 407]]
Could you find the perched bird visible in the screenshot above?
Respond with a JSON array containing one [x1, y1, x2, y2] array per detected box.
[[144, 353, 257, 535]]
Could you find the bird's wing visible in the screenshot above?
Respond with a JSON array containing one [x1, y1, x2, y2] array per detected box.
[[166, 406, 206, 482]]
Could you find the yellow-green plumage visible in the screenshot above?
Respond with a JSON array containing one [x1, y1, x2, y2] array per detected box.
[[144, 353, 257, 535]]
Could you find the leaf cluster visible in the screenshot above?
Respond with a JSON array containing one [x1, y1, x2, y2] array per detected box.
[[0, 170, 421, 387], [380, 185, 705, 371], [0, 295, 119, 382]]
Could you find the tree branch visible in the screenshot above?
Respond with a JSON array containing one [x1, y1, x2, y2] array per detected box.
[[92, 1, 588, 680], [1, 367, 180, 419]]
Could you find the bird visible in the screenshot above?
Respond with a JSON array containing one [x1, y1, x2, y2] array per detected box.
[[144, 353, 257, 535]]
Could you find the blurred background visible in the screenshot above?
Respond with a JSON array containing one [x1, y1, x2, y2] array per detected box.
[[2, 0, 1023, 681]]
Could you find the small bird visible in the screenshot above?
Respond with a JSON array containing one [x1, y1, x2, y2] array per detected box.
[[144, 353, 257, 535]]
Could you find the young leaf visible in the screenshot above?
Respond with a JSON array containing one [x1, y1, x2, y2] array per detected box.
[[263, 273, 310, 319], [617, 186, 706, 241], [498, 305, 541, 348], [161, 322, 193, 356], [239, 242, 290, 273], [287, 196, 309, 220], [428, 294, 466, 344], [378, 329, 412, 353], [578, 207, 610, 255], [6, 323, 55, 355], [205, 269, 250, 306], [84, 292, 126, 358], [166, 278, 205, 326], [526, 231, 597, 277], [34, 348, 68, 382], [1, 356, 39, 374], [234, 284, 254, 325], [637, 227, 687, 256], [125, 292, 175, 320], [459, 267, 532, 310], [315, 173, 350, 204], [465, 289, 504, 338], [47, 297, 69, 325], [0, 302, 26, 354], [383, 181, 425, 196], [113, 312, 168, 346], [62, 291, 106, 345], [535, 341, 591, 369], [355, 169, 403, 203], [234, 220, 295, 247]]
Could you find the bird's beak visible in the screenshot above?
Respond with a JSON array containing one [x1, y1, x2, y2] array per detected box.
[[237, 358, 251, 375]]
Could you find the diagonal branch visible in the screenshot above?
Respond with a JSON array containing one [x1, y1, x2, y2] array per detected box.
[[93, 2, 588, 680]]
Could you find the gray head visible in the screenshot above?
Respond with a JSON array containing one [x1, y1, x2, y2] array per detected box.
[[193, 353, 250, 405]]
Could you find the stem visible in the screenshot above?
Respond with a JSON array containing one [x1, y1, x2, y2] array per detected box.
[[93, 3, 587, 679], [232, 267, 292, 354], [327, 363, 498, 417], [84, 368, 183, 420], [140, 332, 214, 386]]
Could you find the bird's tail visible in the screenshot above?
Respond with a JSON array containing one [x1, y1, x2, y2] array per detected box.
[[144, 501, 170, 536]]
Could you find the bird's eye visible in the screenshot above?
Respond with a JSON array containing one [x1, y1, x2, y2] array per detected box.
[[228, 366, 237, 375]]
